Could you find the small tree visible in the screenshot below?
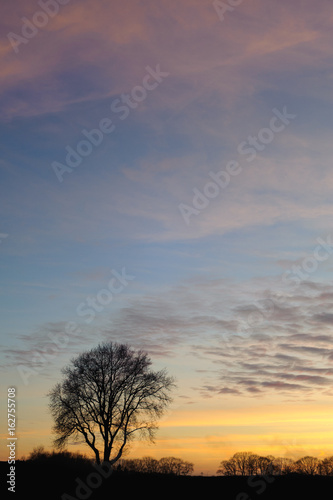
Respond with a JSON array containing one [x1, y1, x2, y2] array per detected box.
[[247, 454, 260, 475], [217, 458, 238, 476], [233, 451, 256, 475], [28, 446, 50, 461], [158, 457, 193, 475], [319, 456, 333, 475], [140, 456, 160, 474], [257, 456, 274, 475], [273, 457, 295, 475], [295, 456, 320, 475], [48, 342, 175, 465]]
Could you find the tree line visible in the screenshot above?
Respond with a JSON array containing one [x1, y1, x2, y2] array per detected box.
[[25, 447, 193, 476], [24, 447, 333, 476], [217, 451, 333, 476], [116, 456, 194, 475]]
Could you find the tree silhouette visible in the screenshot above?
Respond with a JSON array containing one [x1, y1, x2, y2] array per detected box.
[[295, 456, 320, 475], [48, 342, 175, 465], [233, 451, 256, 476], [320, 456, 333, 475], [216, 452, 333, 476], [217, 452, 278, 476], [257, 455, 274, 475], [158, 457, 194, 475], [216, 457, 238, 476], [119, 456, 194, 475]]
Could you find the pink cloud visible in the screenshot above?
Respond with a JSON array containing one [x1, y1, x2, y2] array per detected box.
[[1, 0, 332, 119]]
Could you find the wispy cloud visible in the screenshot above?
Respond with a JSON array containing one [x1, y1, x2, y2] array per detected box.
[[5, 274, 333, 398], [1, 0, 332, 121]]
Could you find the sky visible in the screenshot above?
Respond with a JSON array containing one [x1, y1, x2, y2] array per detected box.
[[1, 0, 333, 475]]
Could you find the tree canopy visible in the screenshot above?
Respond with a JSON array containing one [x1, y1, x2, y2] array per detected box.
[[48, 342, 175, 464], [217, 451, 333, 476]]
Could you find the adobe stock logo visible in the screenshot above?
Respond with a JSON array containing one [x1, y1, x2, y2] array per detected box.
[[236, 233, 333, 337], [52, 64, 169, 182], [213, 0, 244, 22], [178, 106, 296, 225], [62, 462, 113, 500], [76, 268, 135, 324], [282, 234, 333, 286]]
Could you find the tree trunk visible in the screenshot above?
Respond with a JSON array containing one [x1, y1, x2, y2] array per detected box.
[[103, 439, 112, 463]]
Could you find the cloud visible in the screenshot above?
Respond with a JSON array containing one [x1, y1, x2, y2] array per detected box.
[[4, 273, 333, 397], [2, 0, 333, 256], [261, 381, 304, 391], [3, 0, 333, 398], [1, 0, 332, 122], [312, 313, 333, 324]]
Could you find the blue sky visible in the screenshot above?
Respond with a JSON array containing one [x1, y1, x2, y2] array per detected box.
[[2, 0, 333, 474]]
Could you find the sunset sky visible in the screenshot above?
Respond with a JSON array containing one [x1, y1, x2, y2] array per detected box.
[[2, 0, 333, 475]]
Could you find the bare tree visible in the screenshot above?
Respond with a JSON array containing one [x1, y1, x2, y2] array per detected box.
[[119, 456, 193, 475], [139, 456, 160, 474], [273, 457, 295, 475], [295, 456, 320, 475], [319, 456, 333, 475], [257, 456, 274, 475], [48, 342, 175, 465], [158, 457, 194, 475], [216, 458, 238, 476], [217, 453, 274, 476], [247, 453, 260, 475], [232, 451, 256, 475]]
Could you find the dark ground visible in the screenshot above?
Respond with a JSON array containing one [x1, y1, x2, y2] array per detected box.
[[1, 461, 332, 499]]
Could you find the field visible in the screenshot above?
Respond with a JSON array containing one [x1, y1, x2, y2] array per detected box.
[[2, 461, 332, 500]]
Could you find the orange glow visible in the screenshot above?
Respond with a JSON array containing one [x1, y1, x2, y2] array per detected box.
[[3, 403, 333, 475]]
